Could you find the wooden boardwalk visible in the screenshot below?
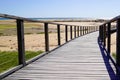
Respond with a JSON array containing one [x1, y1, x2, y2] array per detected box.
[[4, 32, 114, 80]]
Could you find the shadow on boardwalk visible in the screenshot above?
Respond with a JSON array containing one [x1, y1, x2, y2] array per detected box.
[[98, 38, 120, 80]]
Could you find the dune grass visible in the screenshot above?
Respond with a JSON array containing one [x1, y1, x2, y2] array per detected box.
[[0, 24, 16, 30], [0, 23, 42, 30], [112, 53, 116, 59], [0, 22, 43, 29], [0, 50, 43, 73]]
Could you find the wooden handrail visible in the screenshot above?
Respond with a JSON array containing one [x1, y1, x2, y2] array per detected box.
[[0, 13, 88, 26], [99, 15, 120, 76], [101, 15, 120, 26]]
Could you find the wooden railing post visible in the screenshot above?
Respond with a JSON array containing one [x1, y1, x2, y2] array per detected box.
[[88, 27, 89, 33], [92, 26, 93, 32], [101, 26, 104, 42], [74, 26, 76, 38], [99, 26, 101, 38], [99, 26, 102, 42], [77, 26, 79, 37], [91, 26, 92, 32], [80, 27, 82, 36], [107, 23, 111, 54], [84, 27, 85, 35], [86, 27, 88, 34], [65, 25, 68, 42], [57, 24, 61, 46], [82, 27, 84, 35], [44, 23, 49, 52], [116, 19, 120, 75], [87, 27, 88, 34], [90, 27, 91, 33], [17, 19, 26, 66], [90, 26, 91, 33], [86, 27, 87, 34], [70, 25, 73, 39], [103, 25, 106, 47], [79, 26, 80, 36]]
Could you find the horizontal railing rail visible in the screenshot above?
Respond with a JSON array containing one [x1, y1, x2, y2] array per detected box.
[[0, 14, 88, 26], [0, 14, 98, 79], [99, 15, 120, 76]]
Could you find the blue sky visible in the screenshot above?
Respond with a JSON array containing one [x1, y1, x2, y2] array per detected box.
[[0, 0, 120, 19]]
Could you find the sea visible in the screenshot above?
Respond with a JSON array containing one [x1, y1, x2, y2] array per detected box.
[[0, 17, 91, 21]]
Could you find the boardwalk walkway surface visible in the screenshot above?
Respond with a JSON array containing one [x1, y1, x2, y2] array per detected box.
[[4, 32, 113, 80]]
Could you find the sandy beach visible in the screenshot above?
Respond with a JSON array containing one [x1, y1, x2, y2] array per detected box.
[[0, 21, 104, 51]]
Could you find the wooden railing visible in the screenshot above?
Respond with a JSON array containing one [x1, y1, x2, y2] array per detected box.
[[0, 14, 98, 79], [99, 15, 120, 76]]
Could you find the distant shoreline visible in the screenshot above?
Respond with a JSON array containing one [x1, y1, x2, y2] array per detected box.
[[0, 17, 108, 22]]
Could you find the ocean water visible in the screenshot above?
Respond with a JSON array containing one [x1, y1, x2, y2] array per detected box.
[[0, 18, 11, 20], [0, 17, 89, 21], [31, 17, 94, 21]]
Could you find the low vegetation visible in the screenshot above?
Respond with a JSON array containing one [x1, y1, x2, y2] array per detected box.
[[0, 24, 16, 30], [0, 51, 43, 73], [112, 53, 116, 59]]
